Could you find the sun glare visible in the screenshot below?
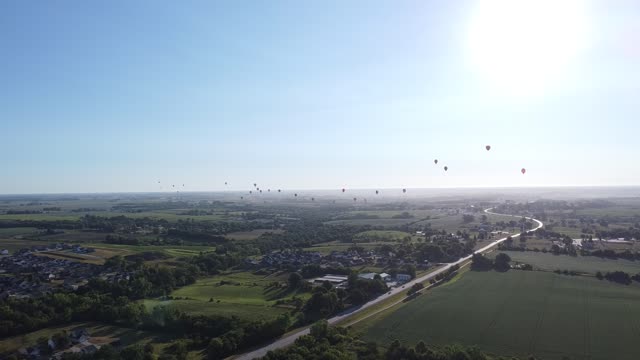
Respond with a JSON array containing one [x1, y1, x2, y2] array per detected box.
[[466, 0, 590, 97]]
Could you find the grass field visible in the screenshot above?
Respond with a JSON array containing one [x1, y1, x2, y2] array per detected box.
[[494, 251, 640, 275], [0, 322, 167, 354], [144, 271, 306, 321], [359, 270, 640, 360]]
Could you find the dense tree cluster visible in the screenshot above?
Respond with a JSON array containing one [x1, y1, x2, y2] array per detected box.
[[261, 320, 533, 360], [470, 253, 511, 272]]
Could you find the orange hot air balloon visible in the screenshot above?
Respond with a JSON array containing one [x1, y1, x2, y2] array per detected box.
[[521, 168, 526, 174], [434, 159, 438, 164], [444, 166, 448, 171], [486, 145, 491, 151]]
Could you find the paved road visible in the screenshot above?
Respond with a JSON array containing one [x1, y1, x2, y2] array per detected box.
[[234, 208, 543, 360]]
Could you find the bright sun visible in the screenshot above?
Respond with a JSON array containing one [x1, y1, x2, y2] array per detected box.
[[466, 0, 590, 97]]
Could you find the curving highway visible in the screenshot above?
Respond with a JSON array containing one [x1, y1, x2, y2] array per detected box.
[[234, 208, 543, 360]]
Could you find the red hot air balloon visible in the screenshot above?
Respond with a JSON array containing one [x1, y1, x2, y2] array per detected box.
[[486, 145, 491, 151], [434, 159, 438, 165], [521, 168, 526, 174], [444, 166, 448, 171]]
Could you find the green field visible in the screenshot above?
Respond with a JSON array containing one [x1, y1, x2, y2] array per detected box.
[[144, 271, 306, 321], [360, 270, 640, 360], [0, 322, 165, 354], [494, 251, 640, 275], [354, 230, 412, 242]]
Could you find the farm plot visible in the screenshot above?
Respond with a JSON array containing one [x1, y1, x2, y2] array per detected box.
[[361, 270, 640, 360], [493, 251, 640, 275]]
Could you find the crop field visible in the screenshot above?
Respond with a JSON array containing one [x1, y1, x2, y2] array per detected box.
[[493, 251, 640, 275], [360, 270, 640, 360], [144, 271, 306, 321]]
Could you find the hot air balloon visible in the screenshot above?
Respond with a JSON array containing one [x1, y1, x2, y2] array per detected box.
[[294, 193, 298, 197], [486, 145, 491, 151], [444, 166, 448, 171], [434, 159, 438, 165], [403, 189, 406, 193], [311, 197, 315, 201], [225, 182, 228, 185], [260, 190, 263, 193], [521, 168, 526, 174], [375, 190, 379, 195], [353, 197, 357, 202], [268, 189, 271, 192], [249, 190, 253, 194], [278, 189, 281, 193], [254, 183, 257, 187], [172, 184, 175, 188], [342, 188, 346, 193]]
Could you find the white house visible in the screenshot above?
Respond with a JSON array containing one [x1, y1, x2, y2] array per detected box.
[[358, 272, 378, 280], [396, 273, 411, 282]]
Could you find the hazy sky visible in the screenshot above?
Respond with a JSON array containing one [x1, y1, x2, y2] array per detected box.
[[1, 1, 639, 194]]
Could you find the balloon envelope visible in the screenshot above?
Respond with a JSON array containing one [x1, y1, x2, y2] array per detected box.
[[486, 145, 491, 151], [434, 159, 438, 164], [403, 189, 406, 193], [521, 168, 526, 174], [444, 166, 448, 171], [375, 190, 379, 195], [342, 188, 345, 193]]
